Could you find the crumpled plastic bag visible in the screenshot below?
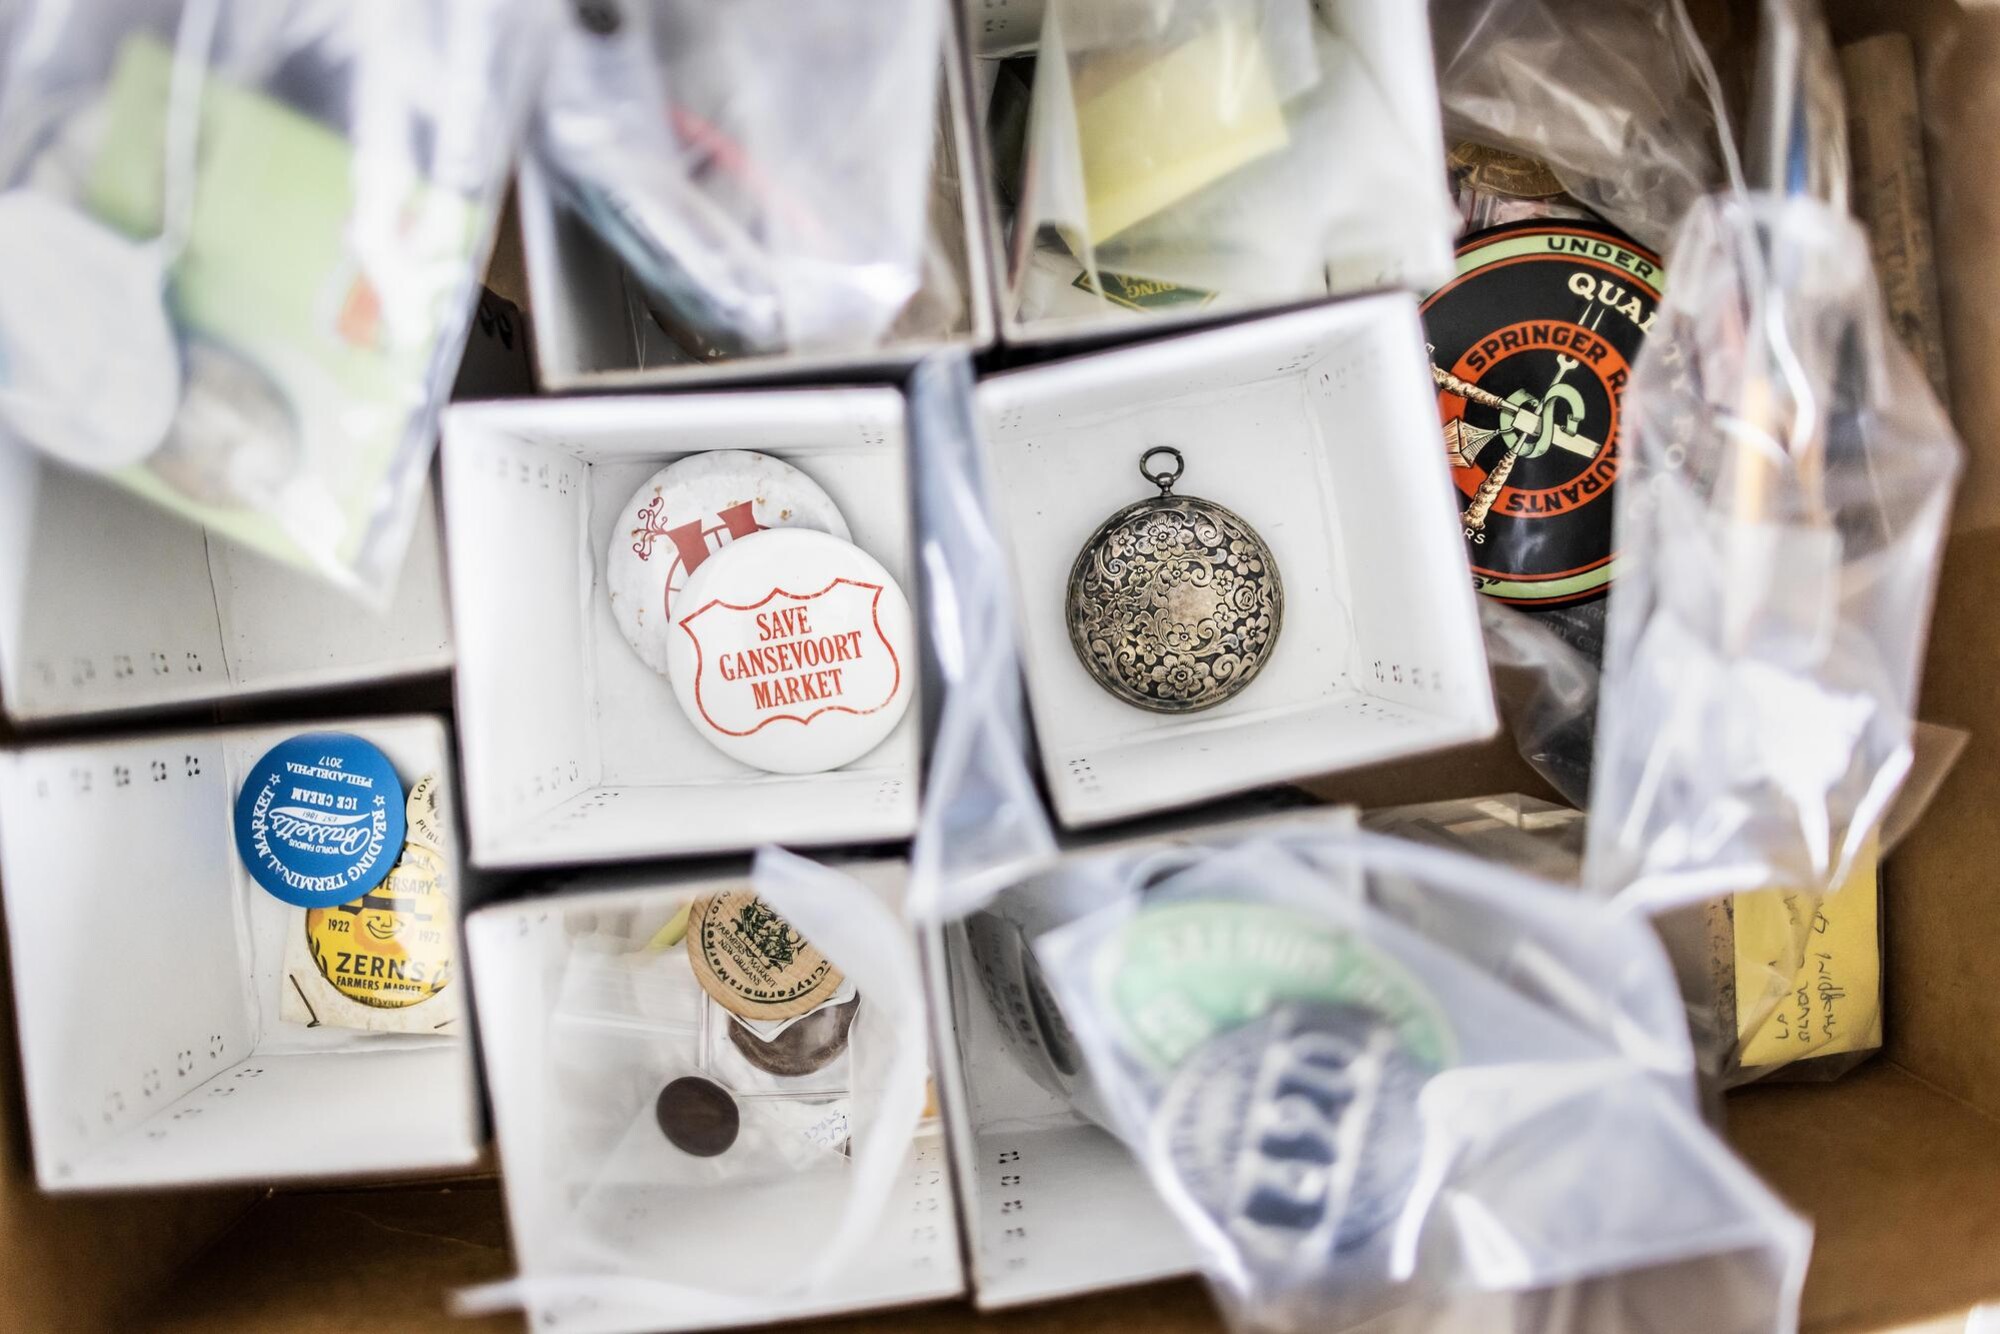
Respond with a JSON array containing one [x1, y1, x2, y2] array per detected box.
[[533, 0, 945, 359], [1032, 824, 1808, 1333]]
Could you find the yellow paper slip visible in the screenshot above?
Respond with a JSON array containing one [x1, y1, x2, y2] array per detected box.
[[1734, 844, 1883, 1069], [1077, 14, 1290, 245]]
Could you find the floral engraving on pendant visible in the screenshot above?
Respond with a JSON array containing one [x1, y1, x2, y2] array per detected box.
[[1067, 495, 1283, 713]]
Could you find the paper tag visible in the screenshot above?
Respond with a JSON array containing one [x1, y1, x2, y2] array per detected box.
[[1735, 847, 1883, 1068], [1076, 12, 1289, 243]]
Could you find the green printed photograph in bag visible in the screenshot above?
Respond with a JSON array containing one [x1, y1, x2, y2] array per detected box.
[[83, 34, 479, 581]]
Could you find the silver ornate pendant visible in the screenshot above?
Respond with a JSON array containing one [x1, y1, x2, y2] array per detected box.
[[1066, 447, 1283, 714]]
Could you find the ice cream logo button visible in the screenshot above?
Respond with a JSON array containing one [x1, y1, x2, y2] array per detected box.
[[667, 529, 915, 774], [234, 732, 407, 909]]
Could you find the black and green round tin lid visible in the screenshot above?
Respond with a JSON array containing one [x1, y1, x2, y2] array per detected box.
[[1420, 219, 1664, 611]]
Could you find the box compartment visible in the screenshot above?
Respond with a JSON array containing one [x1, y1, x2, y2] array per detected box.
[[960, 0, 1453, 345], [0, 444, 452, 725], [466, 861, 963, 1333], [0, 715, 478, 1190], [442, 392, 920, 867], [978, 297, 1496, 827], [520, 26, 993, 390]]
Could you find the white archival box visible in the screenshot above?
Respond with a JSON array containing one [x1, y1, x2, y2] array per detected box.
[[466, 860, 963, 1334], [962, 0, 1451, 345], [441, 392, 920, 868], [520, 25, 994, 391], [0, 441, 452, 724], [0, 715, 480, 1191], [977, 297, 1498, 828], [928, 807, 1360, 1306]]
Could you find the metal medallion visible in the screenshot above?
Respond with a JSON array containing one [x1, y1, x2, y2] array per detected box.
[[1066, 447, 1282, 713]]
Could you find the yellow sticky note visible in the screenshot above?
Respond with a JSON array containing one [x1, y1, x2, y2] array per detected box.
[[1734, 846, 1883, 1069], [1076, 15, 1289, 244]]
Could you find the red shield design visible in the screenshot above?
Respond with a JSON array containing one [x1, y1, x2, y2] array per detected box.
[[677, 579, 904, 737]]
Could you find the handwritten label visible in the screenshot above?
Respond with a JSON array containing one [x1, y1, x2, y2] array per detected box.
[[1735, 844, 1882, 1069]]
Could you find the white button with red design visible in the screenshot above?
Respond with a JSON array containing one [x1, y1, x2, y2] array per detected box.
[[667, 528, 915, 774], [605, 451, 849, 677]]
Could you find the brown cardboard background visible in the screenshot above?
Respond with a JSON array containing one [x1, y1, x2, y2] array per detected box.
[[0, 911, 256, 1331], [9, 1, 2000, 1331]]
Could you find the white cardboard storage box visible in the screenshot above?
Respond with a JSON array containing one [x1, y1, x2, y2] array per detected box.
[[0, 714, 479, 1191], [12, 2, 2000, 1332], [0, 444, 453, 725], [441, 392, 921, 867], [929, 806, 1370, 1308], [466, 860, 963, 1333], [978, 296, 1498, 827], [960, 0, 1453, 346], [520, 24, 993, 391]]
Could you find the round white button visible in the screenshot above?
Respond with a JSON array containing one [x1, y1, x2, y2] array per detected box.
[[605, 451, 850, 677], [666, 528, 915, 775]]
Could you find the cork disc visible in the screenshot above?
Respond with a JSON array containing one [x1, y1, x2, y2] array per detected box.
[[686, 891, 845, 1020]]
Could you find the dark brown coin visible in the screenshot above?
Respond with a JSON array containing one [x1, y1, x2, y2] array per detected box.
[[727, 995, 859, 1077], [654, 1076, 740, 1157]]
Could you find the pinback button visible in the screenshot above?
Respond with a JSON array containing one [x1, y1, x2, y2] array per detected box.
[[404, 771, 446, 858], [607, 451, 850, 678], [234, 732, 406, 909], [1157, 1000, 1432, 1258], [0, 189, 180, 472], [666, 527, 915, 775], [655, 1076, 740, 1157]]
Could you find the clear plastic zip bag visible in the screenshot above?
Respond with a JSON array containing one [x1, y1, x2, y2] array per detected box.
[[533, 0, 946, 360], [1361, 790, 1913, 1092], [1032, 826, 1808, 1333], [459, 852, 934, 1331], [0, 0, 540, 598], [1585, 190, 1962, 912], [1429, 0, 1741, 253], [1008, 0, 1456, 326], [907, 354, 1058, 923]]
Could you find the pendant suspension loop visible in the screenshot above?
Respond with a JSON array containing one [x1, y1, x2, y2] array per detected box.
[[1139, 446, 1185, 495]]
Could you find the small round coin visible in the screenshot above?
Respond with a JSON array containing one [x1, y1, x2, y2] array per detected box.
[[655, 1076, 741, 1157], [727, 995, 860, 1077]]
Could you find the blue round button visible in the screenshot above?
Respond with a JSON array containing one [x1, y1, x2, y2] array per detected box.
[[234, 732, 407, 909]]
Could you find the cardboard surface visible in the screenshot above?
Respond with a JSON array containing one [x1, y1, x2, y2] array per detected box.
[[144, 1184, 517, 1333], [1730, 1065, 2000, 1334], [7, 0, 2000, 1330], [0, 908, 255, 1332]]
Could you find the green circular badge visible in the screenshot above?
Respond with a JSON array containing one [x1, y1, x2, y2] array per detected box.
[[1099, 901, 1455, 1070]]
